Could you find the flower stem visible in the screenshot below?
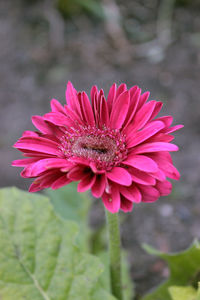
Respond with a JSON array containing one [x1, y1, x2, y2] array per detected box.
[[105, 210, 123, 300]]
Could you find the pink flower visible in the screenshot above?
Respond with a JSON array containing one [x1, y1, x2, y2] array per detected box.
[[13, 82, 183, 213]]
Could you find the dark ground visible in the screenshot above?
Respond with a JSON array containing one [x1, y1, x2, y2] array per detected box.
[[0, 0, 200, 298]]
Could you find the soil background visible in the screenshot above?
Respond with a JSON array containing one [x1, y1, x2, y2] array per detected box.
[[0, 0, 200, 298]]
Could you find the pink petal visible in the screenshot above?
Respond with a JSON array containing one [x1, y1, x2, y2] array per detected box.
[[102, 185, 120, 213], [65, 81, 81, 116], [131, 100, 157, 131], [90, 85, 99, 104], [29, 170, 62, 192], [91, 174, 106, 198], [51, 175, 71, 189], [164, 124, 184, 134], [149, 101, 163, 121], [156, 180, 172, 196], [139, 185, 160, 202], [147, 133, 174, 143], [92, 90, 100, 126], [80, 92, 95, 126], [115, 83, 127, 100], [100, 96, 109, 127], [137, 91, 150, 110], [123, 154, 158, 172], [32, 116, 53, 135], [29, 158, 72, 177], [22, 131, 39, 137], [120, 196, 133, 212], [129, 168, 156, 185], [67, 166, 88, 180], [156, 116, 173, 127], [77, 173, 96, 192], [50, 99, 65, 114], [126, 121, 165, 148], [123, 88, 141, 128], [110, 91, 130, 129], [120, 184, 141, 203], [43, 112, 75, 128], [106, 167, 132, 186], [13, 136, 60, 156], [107, 83, 116, 113], [12, 158, 38, 167], [131, 142, 179, 154], [148, 153, 180, 180], [150, 169, 166, 181]]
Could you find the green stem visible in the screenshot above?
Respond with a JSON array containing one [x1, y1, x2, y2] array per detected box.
[[105, 210, 123, 300]]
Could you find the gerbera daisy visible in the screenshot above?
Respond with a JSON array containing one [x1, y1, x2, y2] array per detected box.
[[12, 82, 183, 213]]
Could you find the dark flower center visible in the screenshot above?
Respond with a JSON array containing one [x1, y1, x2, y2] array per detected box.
[[71, 135, 117, 162], [60, 126, 127, 170]]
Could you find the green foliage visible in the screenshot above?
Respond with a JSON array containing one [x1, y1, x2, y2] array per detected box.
[[142, 242, 200, 300], [47, 185, 134, 299], [46, 183, 91, 251], [169, 286, 197, 300], [57, 0, 104, 20], [0, 187, 116, 300]]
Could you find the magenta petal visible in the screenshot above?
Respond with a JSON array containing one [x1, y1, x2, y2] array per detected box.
[[32, 116, 53, 135], [91, 174, 106, 198], [65, 81, 81, 116], [50, 99, 65, 114], [156, 180, 172, 196], [80, 92, 95, 126], [102, 185, 120, 213], [123, 88, 141, 128], [107, 167, 132, 186], [157, 116, 173, 127], [120, 196, 133, 212], [139, 185, 160, 202], [129, 168, 156, 185], [43, 112, 75, 128], [126, 121, 165, 148], [115, 83, 127, 100], [160, 162, 180, 180], [120, 185, 141, 203], [131, 142, 179, 154], [149, 101, 163, 121], [123, 154, 158, 172], [164, 124, 184, 134], [100, 96, 109, 127], [91, 85, 99, 104], [30, 158, 72, 177], [22, 131, 39, 137], [51, 175, 71, 189], [29, 180, 43, 192], [131, 100, 157, 131], [150, 169, 166, 181], [13, 136, 60, 156], [137, 91, 150, 111], [12, 158, 38, 167], [107, 83, 116, 113], [67, 166, 88, 180], [77, 173, 96, 192], [110, 91, 130, 129]]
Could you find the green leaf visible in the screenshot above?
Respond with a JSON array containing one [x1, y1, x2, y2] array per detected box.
[[45, 184, 91, 251], [0, 187, 116, 300], [169, 286, 197, 300], [142, 242, 200, 300]]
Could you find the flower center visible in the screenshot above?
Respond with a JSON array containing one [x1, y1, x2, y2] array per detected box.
[[71, 135, 117, 162], [60, 126, 127, 170]]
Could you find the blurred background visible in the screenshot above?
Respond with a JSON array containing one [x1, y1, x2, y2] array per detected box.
[[0, 0, 200, 296]]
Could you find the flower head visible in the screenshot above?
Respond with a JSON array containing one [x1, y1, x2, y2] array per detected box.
[[13, 82, 183, 213]]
